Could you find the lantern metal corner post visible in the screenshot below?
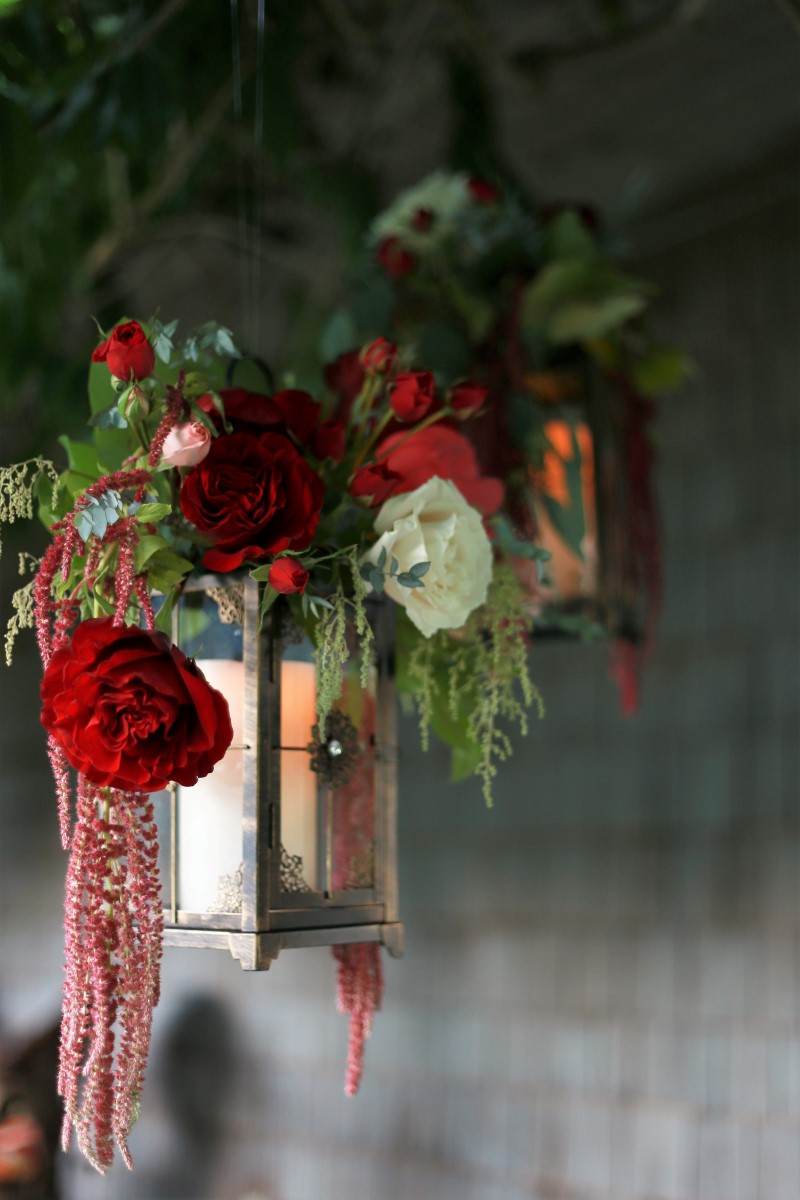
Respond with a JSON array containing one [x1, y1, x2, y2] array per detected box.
[[160, 572, 403, 971]]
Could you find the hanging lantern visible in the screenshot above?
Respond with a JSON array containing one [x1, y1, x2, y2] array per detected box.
[[522, 362, 643, 643], [158, 572, 402, 971]]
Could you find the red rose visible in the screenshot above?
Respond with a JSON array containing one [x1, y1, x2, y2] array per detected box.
[[271, 389, 321, 445], [313, 418, 346, 462], [359, 336, 396, 375], [412, 207, 435, 232], [268, 558, 309, 594], [197, 387, 282, 435], [376, 424, 503, 515], [91, 321, 155, 381], [40, 618, 233, 793], [197, 387, 321, 446], [349, 461, 402, 506], [390, 371, 435, 422], [325, 350, 365, 409], [180, 431, 325, 572], [375, 236, 415, 279], [467, 177, 500, 205], [449, 380, 488, 418]]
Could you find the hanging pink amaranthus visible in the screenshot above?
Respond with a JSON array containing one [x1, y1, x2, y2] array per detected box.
[[333, 943, 384, 1097], [34, 468, 165, 1170], [59, 779, 163, 1170]]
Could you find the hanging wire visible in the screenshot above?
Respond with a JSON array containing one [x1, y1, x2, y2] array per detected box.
[[229, 0, 248, 340], [252, 0, 267, 351]]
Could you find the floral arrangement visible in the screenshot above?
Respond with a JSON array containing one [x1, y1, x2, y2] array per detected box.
[[325, 170, 690, 710], [1, 314, 545, 1170]]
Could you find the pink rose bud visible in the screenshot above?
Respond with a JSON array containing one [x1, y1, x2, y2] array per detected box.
[[268, 557, 309, 594], [160, 422, 212, 468]]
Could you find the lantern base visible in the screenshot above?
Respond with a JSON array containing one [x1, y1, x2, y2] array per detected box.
[[162, 921, 404, 971]]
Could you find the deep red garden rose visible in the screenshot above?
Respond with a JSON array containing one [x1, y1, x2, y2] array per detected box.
[[376, 424, 503, 515], [349, 461, 402, 506], [268, 558, 309, 594], [449, 380, 488, 417], [91, 321, 155, 381], [375, 236, 415, 279], [313, 417, 346, 462], [467, 177, 500, 205], [359, 336, 396, 375], [197, 387, 321, 446], [180, 431, 325, 572], [390, 371, 435, 422], [40, 618, 233, 793], [197, 387, 282, 435]]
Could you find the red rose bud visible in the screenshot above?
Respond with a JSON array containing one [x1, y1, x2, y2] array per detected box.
[[313, 418, 346, 462], [350, 461, 402, 506], [40, 618, 233, 793], [375, 236, 415, 279], [268, 557, 309, 595], [92, 320, 155, 381], [390, 371, 435, 423], [325, 350, 365, 409], [467, 177, 500, 205], [359, 336, 396, 375], [449, 380, 488, 418], [412, 207, 435, 232]]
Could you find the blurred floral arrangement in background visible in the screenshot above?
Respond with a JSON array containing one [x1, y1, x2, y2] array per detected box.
[[323, 170, 690, 711]]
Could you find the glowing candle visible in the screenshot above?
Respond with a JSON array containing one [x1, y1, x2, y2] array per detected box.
[[177, 659, 245, 913], [280, 660, 318, 890], [177, 657, 320, 912]]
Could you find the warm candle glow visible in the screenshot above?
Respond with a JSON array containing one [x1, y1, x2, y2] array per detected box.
[[280, 660, 318, 890], [178, 659, 245, 912], [177, 657, 320, 911]]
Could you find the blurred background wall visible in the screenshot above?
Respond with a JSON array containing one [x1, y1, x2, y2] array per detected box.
[[1, 2, 799, 1198]]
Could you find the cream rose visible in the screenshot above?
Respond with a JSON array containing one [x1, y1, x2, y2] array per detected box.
[[365, 476, 492, 637]]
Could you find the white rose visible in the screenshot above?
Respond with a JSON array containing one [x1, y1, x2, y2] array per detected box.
[[364, 476, 493, 638]]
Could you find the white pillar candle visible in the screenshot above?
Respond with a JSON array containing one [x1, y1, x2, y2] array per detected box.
[[177, 659, 245, 913], [280, 661, 318, 890], [177, 658, 320, 912]]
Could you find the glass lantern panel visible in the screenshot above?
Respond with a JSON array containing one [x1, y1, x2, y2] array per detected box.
[[520, 406, 598, 611], [175, 588, 245, 915], [279, 638, 321, 894], [329, 640, 378, 894]]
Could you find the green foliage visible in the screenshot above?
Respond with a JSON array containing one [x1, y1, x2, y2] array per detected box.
[[0, 457, 59, 556], [401, 566, 544, 805]]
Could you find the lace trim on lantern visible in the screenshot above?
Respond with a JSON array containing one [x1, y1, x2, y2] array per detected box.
[[280, 845, 311, 893], [209, 863, 244, 913], [206, 584, 244, 626]]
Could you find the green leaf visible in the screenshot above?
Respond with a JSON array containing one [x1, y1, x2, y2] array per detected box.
[[543, 210, 597, 261], [376, 546, 387, 571], [88, 402, 128, 430], [154, 591, 178, 636], [548, 294, 648, 343], [134, 534, 170, 572], [259, 586, 279, 626], [396, 573, 424, 589], [409, 560, 430, 578], [134, 502, 172, 524], [146, 548, 194, 593], [631, 345, 692, 394], [214, 327, 238, 358], [88, 361, 117, 416], [57, 435, 100, 478]]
